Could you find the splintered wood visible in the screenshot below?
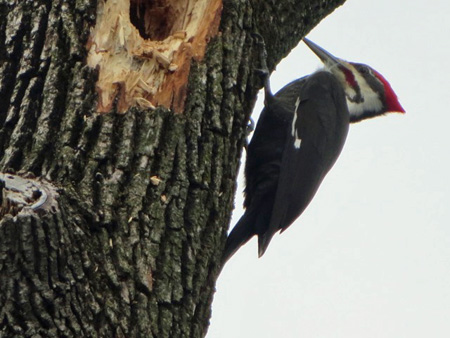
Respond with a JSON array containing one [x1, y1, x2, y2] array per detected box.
[[87, 0, 222, 113]]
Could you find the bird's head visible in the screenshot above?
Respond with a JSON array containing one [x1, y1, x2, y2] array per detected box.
[[303, 38, 405, 122]]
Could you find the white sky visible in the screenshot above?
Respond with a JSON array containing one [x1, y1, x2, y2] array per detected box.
[[209, 0, 450, 337]]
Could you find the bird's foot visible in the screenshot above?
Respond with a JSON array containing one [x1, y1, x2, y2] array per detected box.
[[251, 33, 270, 82], [244, 117, 255, 151], [247, 117, 255, 136], [251, 32, 273, 102]]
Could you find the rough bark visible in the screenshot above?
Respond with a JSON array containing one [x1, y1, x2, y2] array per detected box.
[[0, 0, 345, 337]]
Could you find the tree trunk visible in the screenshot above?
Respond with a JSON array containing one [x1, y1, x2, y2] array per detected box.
[[0, 0, 345, 337]]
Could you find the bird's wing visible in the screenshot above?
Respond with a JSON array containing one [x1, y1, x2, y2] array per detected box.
[[258, 71, 349, 256]]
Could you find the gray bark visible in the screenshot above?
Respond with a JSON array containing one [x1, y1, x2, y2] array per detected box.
[[0, 0, 345, 336]]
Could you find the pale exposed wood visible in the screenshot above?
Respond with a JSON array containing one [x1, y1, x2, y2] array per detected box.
[[87, 0, 222, 113]]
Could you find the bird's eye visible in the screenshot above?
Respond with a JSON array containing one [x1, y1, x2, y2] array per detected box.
[[359, 66, 370, 74]]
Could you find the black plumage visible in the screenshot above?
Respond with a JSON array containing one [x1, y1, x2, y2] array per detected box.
[[223, 38, 404, 263], [224, 71, 349, 261]]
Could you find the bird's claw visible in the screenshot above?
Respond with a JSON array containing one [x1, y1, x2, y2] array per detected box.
[[254, 68, 270, 78], [251, 32, 272, 100], [247, 117, 255, 136], [244, 118, 255, 151], [252, 33, 269, 77]]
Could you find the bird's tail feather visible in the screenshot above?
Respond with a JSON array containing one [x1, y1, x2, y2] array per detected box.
[[223, 193, 277, 264], [258, 234, 272, 258], [222, 210, 257, 264]]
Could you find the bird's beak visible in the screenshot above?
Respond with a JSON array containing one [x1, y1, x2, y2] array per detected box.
[[303, 38, 342, 67]]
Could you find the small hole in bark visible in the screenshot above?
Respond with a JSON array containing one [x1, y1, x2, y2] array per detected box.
[[129, 0, 178, 41], [32, 190, 42, 201]]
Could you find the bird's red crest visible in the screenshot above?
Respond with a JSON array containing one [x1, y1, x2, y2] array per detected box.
[[372, 69, 405, 113]]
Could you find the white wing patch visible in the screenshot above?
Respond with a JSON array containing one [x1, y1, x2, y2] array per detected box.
[[292, 96, 302, 149]]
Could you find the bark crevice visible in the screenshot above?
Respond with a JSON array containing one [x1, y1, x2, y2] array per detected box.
[[0, 0, 346, 336]]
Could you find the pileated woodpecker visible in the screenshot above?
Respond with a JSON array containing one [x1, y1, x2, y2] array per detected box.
[[223, 38, 405, 263]]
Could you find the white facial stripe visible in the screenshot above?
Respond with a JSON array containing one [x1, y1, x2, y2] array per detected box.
[[325, 62, 383, 118], [346, 64, 383, 118], [292, 97, 302, 149], [346, 94, 383, 117]]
